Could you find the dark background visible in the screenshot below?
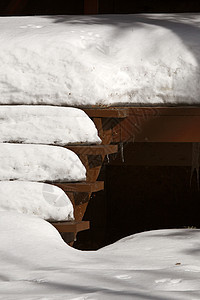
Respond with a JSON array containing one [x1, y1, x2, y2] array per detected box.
[[75, 150, 200, 250], [0, 0, 200, 16]]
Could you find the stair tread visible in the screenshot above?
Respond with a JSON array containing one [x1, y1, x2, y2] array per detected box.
[[84, 107, 129, 118], [67, 144, 118, 155], [54, 181, 104, 192], [51, 220, 90, 233]]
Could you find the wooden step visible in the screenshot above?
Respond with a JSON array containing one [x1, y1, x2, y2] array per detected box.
[[83, 108, 130, 144], [51, 220, 90, 233], [85, 106, 200, 143], [54, 181, 104, 193], [84, 107, 129, 118], [67, 144, 118, 155], [66, 146, 118, 182]]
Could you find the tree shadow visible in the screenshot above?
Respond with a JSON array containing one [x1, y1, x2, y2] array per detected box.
[[40, 14, 200, 107], [44, 13, 200, 67], [148, 229, 200, 239]]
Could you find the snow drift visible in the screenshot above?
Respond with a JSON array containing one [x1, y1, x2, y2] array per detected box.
[[0, 181, 74, 221], [0, 143, 86, 182], [1, 211, 200, 299], [0, 105, 101, 145], [0, 14, 200, 106]]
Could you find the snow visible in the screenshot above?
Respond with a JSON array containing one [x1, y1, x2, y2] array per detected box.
[[1, 211, 200, 299], [0, 181, 74, 221], [0, 105, 100, 145], [0, 143, 86, 182], [0, 14, 200, 106]]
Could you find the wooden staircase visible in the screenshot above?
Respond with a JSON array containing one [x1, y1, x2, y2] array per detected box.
[[49, 108, 130, 244], [51, 106, 200, 245], [50, 144, 118, 244]]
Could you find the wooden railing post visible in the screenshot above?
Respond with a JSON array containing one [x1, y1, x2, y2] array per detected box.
[[84, 0, 99, 14]]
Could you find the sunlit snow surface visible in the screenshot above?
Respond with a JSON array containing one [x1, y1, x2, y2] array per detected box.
[[0, 143, 86, 182], [1, 212, 200, 299], [0, 106, 101, 145], [0, 14, 200, 106], [0, 181, 74, 221]]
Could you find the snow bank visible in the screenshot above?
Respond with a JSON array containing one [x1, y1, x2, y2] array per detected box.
[[0, 143, 86, 182], [0, 105, 100, 145], [1, 211, 200, 299], [0, 181, 73, 221], [0, 212, 200, 300], [0, 14, 200, 106]]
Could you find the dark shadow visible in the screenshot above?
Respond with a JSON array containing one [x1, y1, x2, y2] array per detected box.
[[41, 14, 200, 107], [31, 280, 174, 300], [148, 229, 200, 239], [45, 13, 200, 66]]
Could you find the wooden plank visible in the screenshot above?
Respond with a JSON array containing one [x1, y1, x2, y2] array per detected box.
[[133, 116, 200, 142], [84, 106, 200, 142], [54, 181, 104, 193], [51, 220, 90, 233], [84, 106, 200, 118], [127, 107, 200, 116], [84, 108, 129, 118], [84, 106, 200, 117], [89, 107, 200, 143], [84, 0, 99, 14], [67, 145, 118, 155], [84, 106, 200, 143]]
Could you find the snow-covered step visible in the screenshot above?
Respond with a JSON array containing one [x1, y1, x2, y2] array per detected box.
[[0, 105, 101, 145], [0, 181, 74, 221], [0, 143, 86, 182], [0, 14, 200, 106]]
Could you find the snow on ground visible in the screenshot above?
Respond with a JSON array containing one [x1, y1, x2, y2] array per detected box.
[[0, 105, 100, 145], [0, 14, 200, 106], [0, 181, 73, 221], [1, 211, 200, 300], [0, 143, 86, 182]]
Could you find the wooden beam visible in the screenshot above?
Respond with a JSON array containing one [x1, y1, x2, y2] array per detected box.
[[54, 181, 104, 193], [86, 106, 200, 143], [84, 107, 129, 118], [127, 107, 200, 116], [131, 116, 200, 142], [83, 106, 200, 143], [84, 0, 99, 14], [67, 145, 118, 155], [66, 145, 118, 181], [51, 220, 90, 233]]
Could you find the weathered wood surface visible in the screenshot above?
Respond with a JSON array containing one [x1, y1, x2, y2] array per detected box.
[[84, 107, 200, 143], [84, 107, 129, 118], [51, 220, 90, 233], [66, 145, 118, 182], [67, 145, 118, 155], [53, 182, 103, 222], [54, 181, 104, 193]]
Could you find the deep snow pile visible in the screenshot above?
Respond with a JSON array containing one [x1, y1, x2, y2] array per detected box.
[[0, 143, 86, 182], [1, 211, 200, 300], [0, 181, 73, 221], [0, 14, 200, 106], [0, 105, 100, 145]]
